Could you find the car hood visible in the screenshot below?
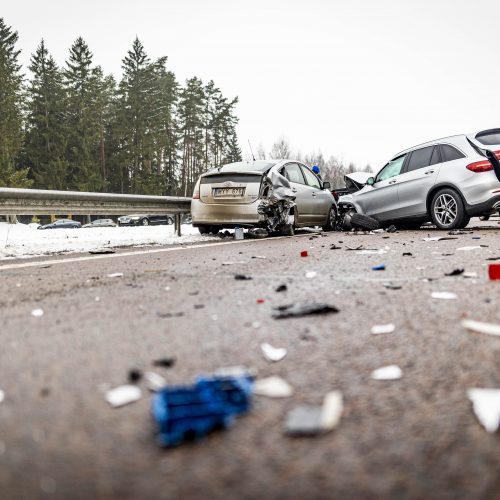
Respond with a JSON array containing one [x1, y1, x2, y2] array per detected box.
[[345, 172, 371, 189]]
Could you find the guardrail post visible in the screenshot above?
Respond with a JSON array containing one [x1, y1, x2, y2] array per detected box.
[[174, 213, 182, 237]]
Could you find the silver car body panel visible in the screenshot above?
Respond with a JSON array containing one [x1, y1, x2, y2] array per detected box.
[[339, 130, 500, 222], [191, 159, 336, 228]]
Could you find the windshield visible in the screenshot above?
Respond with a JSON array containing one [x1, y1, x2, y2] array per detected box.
[[218, 161, 277, 173]]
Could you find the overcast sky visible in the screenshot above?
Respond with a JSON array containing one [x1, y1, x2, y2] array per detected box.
[[4, 0, 500, 170]]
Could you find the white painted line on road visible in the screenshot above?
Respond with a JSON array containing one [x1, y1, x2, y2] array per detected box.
[[0, 234, 312, 271]]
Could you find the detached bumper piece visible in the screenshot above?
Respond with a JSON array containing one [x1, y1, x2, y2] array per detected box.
[[151, 375, 253, 447]]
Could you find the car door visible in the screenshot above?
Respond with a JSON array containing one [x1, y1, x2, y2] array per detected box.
[[282, 163, 312, 224], [396, 145, 441, 218], [356, 154, 406, 221], [300, 164, 331, 223]]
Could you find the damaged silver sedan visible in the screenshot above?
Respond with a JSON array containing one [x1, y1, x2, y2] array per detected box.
[[191, 160, 337, 235]]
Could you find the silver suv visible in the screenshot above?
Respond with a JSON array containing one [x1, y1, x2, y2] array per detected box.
[[338, 128, 500, 229]]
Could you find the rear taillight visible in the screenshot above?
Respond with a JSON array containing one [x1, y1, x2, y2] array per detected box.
[[467, 150, 500, 172], [192, 179, 200, 199]]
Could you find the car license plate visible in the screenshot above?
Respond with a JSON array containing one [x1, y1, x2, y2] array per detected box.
[[213, 187, 245, 197]]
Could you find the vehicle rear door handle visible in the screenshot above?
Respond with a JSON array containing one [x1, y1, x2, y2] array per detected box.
[[424, 170, 435, 175]]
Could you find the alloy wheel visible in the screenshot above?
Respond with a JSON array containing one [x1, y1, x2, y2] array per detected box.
[[434, 194, 457, 226]]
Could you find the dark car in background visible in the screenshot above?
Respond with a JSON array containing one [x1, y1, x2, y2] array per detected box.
[[82, 218, 116, 228], [38, 219, 81, 230], [117, 214, 174, 226]]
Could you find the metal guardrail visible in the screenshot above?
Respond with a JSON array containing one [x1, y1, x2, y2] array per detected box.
[[0, 187, 192, 236]]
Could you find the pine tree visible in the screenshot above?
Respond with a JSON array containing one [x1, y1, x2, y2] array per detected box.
[[63, 37, 105, 191], [0, 18, 31, 187], [178, 77, 205, 196], [24, 40, 68, 189]]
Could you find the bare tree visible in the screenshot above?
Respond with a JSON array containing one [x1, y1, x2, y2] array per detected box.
[[269, 137, 291, 159]]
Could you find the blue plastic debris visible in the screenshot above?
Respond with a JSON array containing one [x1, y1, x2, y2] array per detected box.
[[372, 264, 386, 271], [152, 375, 253, 447]]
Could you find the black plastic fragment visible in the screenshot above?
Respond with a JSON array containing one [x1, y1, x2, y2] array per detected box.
[[152, 357, 176, 368], [273, 302, 339, 319], [234, 274, 253, 281], [445, 269, 464, 276], [128, 368, 143, 383], [275, 284, 288, 292]]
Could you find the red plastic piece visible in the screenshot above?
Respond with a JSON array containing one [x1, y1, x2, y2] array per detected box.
[[300, 250, 308, 257], [488, 264, 500, 280], [256, 298, 265, 304]]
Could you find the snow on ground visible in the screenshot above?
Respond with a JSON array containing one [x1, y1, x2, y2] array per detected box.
[[0, 223, 217, 260]]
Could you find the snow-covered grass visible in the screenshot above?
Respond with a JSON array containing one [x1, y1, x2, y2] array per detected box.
[[0, 222, 216, 260]]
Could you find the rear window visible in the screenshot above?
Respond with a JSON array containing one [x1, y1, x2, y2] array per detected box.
[[218, 161, 276, 172], [475, 130, 500, 146], [406, 146, 435, 172], [440, 144, 465, 162]]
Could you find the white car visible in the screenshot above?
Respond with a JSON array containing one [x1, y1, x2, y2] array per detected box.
[[338, 128, 500, 229]]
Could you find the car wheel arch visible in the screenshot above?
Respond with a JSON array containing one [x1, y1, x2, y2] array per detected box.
[[426, 183, 467, 215]]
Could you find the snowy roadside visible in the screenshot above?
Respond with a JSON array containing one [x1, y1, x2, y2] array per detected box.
[[0, 223, 217, 260]]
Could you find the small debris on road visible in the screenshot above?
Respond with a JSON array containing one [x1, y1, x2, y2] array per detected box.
[[106, 272, 123, 278], [285, 391, 343, 435], [431, 292, 458, 300], [128, 368, 142, 383], [157, 311, 184, 318], [89, 248, 115, 254], [371, 323, 396, 335], [461, 319, 500, 337], [31, 308, 44, 317], [467, 388, 500, 433], [330, 244, 341, 250], [463, 272, 478, 278], [234, 274, 252, 281], [300, 250, 308, 257], [372, 264, 386, 271], [256, 298, 265, 304], [273, 302, 339, 319], [222, 261, 247, 265], [402, 252, 413, 257], [145, 372, 167, 392], [386, 225, 397, 233], [488, 264, 500, 280], [448, 229, 472, 235], [152, 357, 176, 368], [422, 237, 457, 241], [457, 246, 482, 251], [305, 271, 317, 279], [152, 375, 252, 447], [445, 269, 464, 276], [371, 365, 403, 380], [251, 255, 267, 259], [275, 284, 287, 292], [260, 342, 287, 362], [253, 376, 293, 398], [105, 385, 142, 408], [383, 283, 402, 290]]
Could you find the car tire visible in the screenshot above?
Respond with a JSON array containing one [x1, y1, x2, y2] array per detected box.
[[322, 205, 337, 232], [279, 224, 294, 236], [198, 225, 217, 235], [430, 188, 467, 230], [141, 218, 149, 226], [350, 213, 381, 231]]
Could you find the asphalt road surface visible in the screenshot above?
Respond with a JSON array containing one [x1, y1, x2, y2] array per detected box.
[[0, 222, 499, 499]]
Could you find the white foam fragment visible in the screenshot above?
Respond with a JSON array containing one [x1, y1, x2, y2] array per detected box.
[[260, 342, 287, 362], [431, 291, 457, 300], [462, 272, 478, 278], [144, 372, 167, 392], [467, 388, 500, 433], [305, 271, 317, 279], [371, 323, 396, 335], [371, 365, 403, 380], [457, 246, 482, 251], [31, 308, 44, 317], [461, 319, 500, 337], [253, 376, 293, 398], [106, 272, 123, 278], [105, 385, 142, 407], [320, 391, 343, 430]]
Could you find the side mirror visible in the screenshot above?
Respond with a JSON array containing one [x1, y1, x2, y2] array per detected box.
[[367, 177, 375, 186], [322, 181, 331, 189]]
